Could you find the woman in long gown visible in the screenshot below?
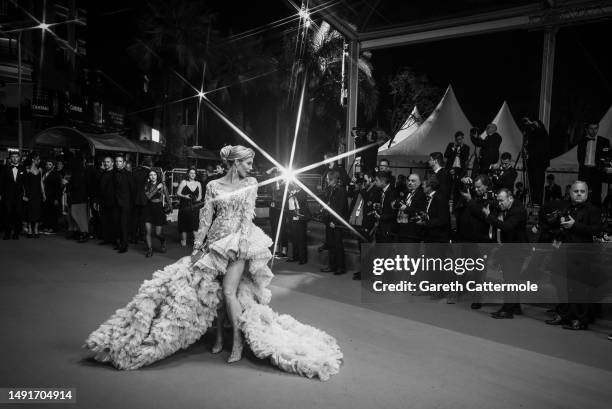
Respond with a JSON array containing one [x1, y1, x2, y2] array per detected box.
[[83, 145, 342, 380]]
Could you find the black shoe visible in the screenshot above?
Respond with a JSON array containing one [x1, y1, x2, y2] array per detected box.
[[320, 267, 335, 273], [146, 248, 153, 258], [33, 233, 40, 239], [334, 270, 347, 275], [545, 314, 565, 325], [470, 303, 482, 310], [118, 246, 128, 253], [12, 234, 19, 240], [78, 234, 89, 243], [159, 238, 167, 253], [298, 260, 307, 265], [491, 311, 514, 319], [352, 272, 362, 280], [286, 258, 297, 262], [26, 233, 33, 238], [562, 320, 588, 331]]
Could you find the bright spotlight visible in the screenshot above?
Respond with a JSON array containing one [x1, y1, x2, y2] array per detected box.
[[197, 91, 205, 99], [37, 22, 51, 31], [298, 7, 310, 21], [282, 167, 297, 184]]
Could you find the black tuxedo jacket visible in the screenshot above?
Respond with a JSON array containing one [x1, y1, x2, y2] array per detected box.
[[98, 169, 116, 207], [288, 189, 310, 221], [0, 164, 25, 205], [472, 132, 502, 168], [444, 143, 470, 171], [113, 168, 134, 208], [433, 168, 452, 200], [577, 135, 611, 169], [558, 201, 602, 243], [492, 166, 518, 191], [486, 201, 528, 243], [425, 191, 450, 242]]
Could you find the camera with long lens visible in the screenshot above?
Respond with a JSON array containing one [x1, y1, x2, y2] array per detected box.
[[409, 210, 428, 223], [480, 190, 497, 209]]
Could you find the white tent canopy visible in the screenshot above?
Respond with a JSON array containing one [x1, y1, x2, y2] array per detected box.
[[378, 106, 422, 152], [548, 104, 612, 171], [480, 101, 524, 162], [378, 85, 473, 167]]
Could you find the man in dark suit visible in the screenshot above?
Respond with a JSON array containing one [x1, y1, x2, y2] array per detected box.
[[286, 184, 310, 265], [113, 155, 134, 253], [444, 131, 470, 178], [577, 121, 611, 205], [373, 171, 397, 243], [97, 156, 116, 245], [428, 152, 451, 201], [522, 117, 550, 205], [471, 123, 502, 176], [395, 173, 427, 242], [131, 157, 152, 243], [420, 175, 451, 243], [0, 152, 24, 239], [544, 181, 602, 331], [42, 159, 63, 233], [543, 174, 562, 203], [483, 188, 528, 319], [490, 152, 518, 191], [320, 170, 348, 275]]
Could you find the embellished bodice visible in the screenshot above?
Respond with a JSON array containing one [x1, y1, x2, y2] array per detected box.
[[194, 177, 258, 248]]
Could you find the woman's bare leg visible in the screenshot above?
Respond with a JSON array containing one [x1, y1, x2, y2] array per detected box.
[[144, 223, 153, 249], [223, 259, 246, 363]]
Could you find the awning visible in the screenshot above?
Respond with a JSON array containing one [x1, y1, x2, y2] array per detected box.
[[32, 126, 157, 155]]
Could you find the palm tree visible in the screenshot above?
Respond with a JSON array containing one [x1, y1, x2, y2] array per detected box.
[[280, 20, 379, 165]]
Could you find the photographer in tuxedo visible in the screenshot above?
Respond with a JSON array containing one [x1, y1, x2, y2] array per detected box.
[[471, 124, 502, 176], [444, 131, 470, 179], [428, 152, 451, 201], [489, 152, 518, 191], [544, 181, 603, 331], [394, 173, 427, 243], [483, 188, 528, 319], [419, 175, 450, 243], [576, 120, 611, 205], [457, 174, 495, 308], [372, 171, 397, 244]]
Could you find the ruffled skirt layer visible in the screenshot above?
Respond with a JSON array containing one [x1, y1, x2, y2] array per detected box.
[[83, 224, 342, 380]]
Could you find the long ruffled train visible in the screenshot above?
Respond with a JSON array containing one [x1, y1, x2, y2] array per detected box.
[[83, 225, 343, 381]]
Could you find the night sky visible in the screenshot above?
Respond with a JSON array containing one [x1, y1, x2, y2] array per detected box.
[[85, 1, 612, 158]]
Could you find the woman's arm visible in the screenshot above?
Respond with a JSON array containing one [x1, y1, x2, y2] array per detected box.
[[193, 183, 214, 252], [196, 182, 202, 201], [176, 180, 188, 199]]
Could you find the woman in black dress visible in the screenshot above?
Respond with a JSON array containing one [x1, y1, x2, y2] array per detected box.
[[23, 155, 45, 238], [143, 170, 169, 257], [176, 167, 202, 247]]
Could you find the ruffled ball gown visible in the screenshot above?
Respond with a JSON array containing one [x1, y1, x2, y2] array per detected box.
[[83, 177, 342, 381]]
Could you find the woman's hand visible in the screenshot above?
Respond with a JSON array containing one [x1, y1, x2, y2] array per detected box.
[[238, 238, 248, 259], [157, 183, 163, 190]]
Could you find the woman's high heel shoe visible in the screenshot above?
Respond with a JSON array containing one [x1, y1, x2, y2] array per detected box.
[[180, 239, 187, 248], [159, 238, 167, 253], [146, 248, 153, 258]]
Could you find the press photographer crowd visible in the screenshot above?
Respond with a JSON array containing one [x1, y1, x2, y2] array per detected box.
[[1, 117, 611, 338]]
